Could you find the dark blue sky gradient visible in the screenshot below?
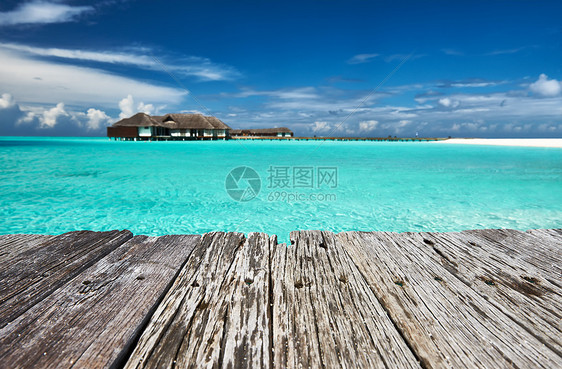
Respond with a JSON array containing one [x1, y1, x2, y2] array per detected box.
[[0, 0, 560, 137]]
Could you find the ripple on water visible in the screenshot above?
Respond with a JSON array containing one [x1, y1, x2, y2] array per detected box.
[[0, 138, 561, 236]]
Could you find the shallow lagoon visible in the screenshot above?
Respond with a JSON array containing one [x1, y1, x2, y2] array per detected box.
[[1, 137, 561, 242]]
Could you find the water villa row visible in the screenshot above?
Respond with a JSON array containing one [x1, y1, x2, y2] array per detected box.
[[106, 113, 444, 142], [0, 228, 560, 368], [107, 113, 293, 141]]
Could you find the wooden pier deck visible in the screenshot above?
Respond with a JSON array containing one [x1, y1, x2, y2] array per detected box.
[[0, 229, 560, 368]]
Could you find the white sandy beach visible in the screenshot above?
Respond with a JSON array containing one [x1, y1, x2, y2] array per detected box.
[[433, 138, 562, 148]]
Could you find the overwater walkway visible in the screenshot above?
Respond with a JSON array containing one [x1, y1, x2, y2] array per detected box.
[[0, 228, 560, 368]]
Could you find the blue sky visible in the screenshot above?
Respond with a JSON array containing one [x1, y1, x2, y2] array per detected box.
[[0, 0, 561, 137]]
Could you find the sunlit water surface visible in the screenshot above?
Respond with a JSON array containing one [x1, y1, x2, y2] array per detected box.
[[1, 137, 560, 242]]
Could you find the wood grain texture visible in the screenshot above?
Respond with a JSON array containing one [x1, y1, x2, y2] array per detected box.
[[0, 234, 199, 369], [0, 230, 132, 328], [464, 229, 562, 283], [0, 234, 55, 262], [416, 230, 562, 356], [271, 230, 421, 369], [338, 231, 561, 369], [124, 232, 273, 369], [0, 229, 560, 369]]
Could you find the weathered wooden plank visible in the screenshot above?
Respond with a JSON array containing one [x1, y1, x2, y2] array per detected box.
[[124, 231, 272, 369], [411, 230, 562, 357], [0, 234, 199, 369], [220, 232, 273, 369], [338, 231, 561, 368], [271, 230, 421, 369], [463, 229, 562, 283], [526, 228, 562, 243], [0, 228, 559, 369], [0, 234, 55, 263], [0, 230, 133, 328]]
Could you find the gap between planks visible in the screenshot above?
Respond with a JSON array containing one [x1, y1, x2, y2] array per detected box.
[[0, 229, 560, 369]]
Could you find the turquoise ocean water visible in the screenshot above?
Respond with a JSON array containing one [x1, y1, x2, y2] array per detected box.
[[1, 137, 561, 242]]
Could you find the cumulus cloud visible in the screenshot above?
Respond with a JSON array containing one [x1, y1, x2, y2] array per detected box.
[[118, 95, 135, 119], [39, 102, 67, 128], [86, 108, 111, 130], [0, 93, 26, 135], [17, 111, 36, 125], [0, 93, 16, 109], [0, 92, 114, 135], [529, 74, 562, 97], [312, 121, 332, 133], [0, 1, 93, 26], [309, 121, 353, 135], [220, 77, 562, 138], [347, 53, 379, 64], [119, 95, 155, 119], [137, 102, 154, 115], [359, 120, 378, 132]]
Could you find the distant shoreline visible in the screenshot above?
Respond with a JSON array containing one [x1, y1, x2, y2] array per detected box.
[[1, 136, 561, 148], [434, 138, 562, 148]]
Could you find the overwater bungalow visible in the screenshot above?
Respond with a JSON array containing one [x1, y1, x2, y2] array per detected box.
[[107, 113, 231, 140], [230, 127, 293, 138]]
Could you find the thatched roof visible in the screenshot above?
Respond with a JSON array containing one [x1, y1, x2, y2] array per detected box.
[[161, 114, 230, 130], [204, 116, 231, 130], [113, 113, 161, 127], [112, 113, 231, 130], [231, 127, 293, 134]]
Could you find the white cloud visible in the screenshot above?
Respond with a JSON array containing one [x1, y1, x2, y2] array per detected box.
[[17, 111, 36, 125], [86, 108, 110, 130], [232, 87, 319, 99], [3, 93, 111, 132], [309, 121, 351, 135], [137, 102, 154, 115], [179, 109, 205, 115], [118, 95, 134, 119], [449, 81, 499, 88], [0, 43, 155, 67], [312, 121, 331, 133], [222, 78, 562, 138], [0, 48, 185, 108], [0, 93, 16, 109], [347, 53, 379, 64], [438, 97, 460, 108], [5, 95, 113, 134], [119, 95, 155, 119], [0, 43, 239, 81], [529, 74, 561, 97], [40, 102, 67, 128], [359, 120, 378, 132], [0, 1, 92, 26]]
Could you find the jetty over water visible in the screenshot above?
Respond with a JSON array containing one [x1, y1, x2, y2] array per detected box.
[[232, 136, 445, 142], [0, 229, 560, 368]]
